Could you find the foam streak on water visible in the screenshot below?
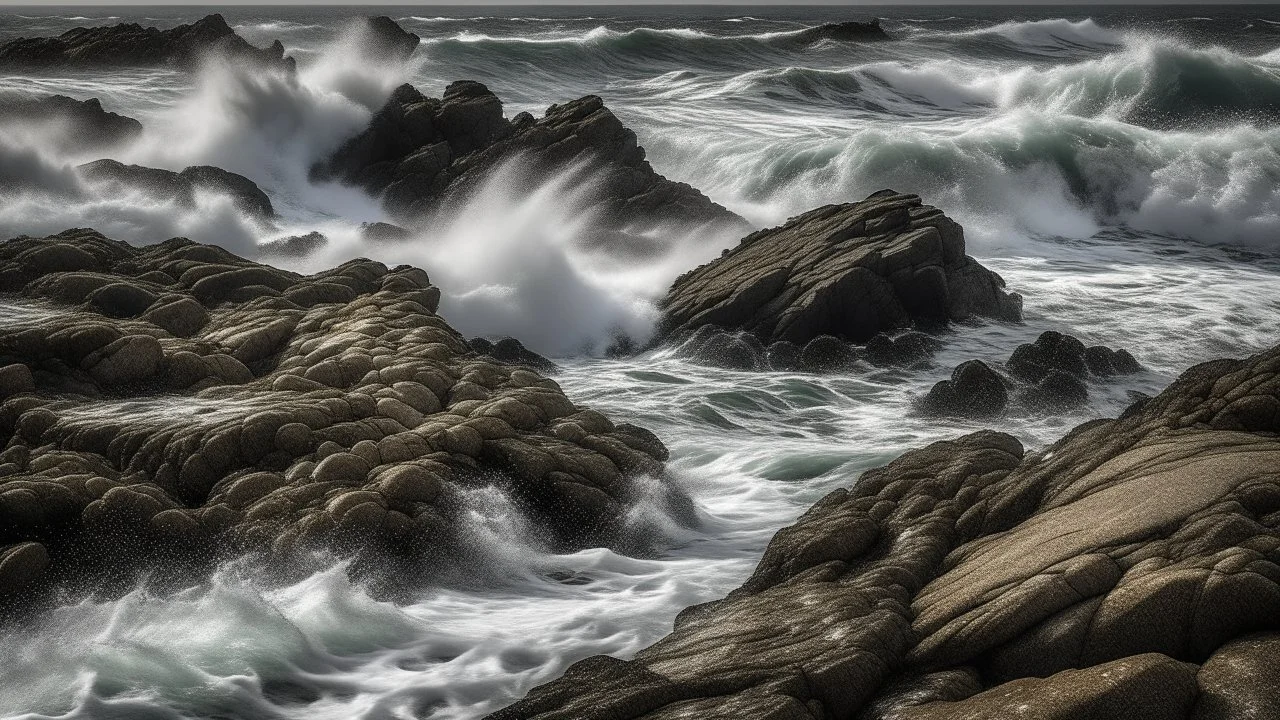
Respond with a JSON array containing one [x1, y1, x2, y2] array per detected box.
[[2, 5, 1280, 720]]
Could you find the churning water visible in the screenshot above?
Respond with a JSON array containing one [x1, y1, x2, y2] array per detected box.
[[2, 5, 1280, 719]]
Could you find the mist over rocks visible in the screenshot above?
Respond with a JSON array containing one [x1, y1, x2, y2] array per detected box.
[[311, 80, 749, 242], [0, 229, 676, 612], [490, 342, 1280, 719], [77, 160, 277, 222], [656, 191, 1022, 352], [360, 15, 422, 64], [0, 94, 143, 154], [0, 14, 295, 73]]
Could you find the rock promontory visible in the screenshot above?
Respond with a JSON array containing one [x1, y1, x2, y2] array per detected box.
[[312, 82, 748, 241], [0, 229, 674, 610], [657, 190, 1023, 347], [0, 14, 294, 72], [491, 341, 1280, 718]]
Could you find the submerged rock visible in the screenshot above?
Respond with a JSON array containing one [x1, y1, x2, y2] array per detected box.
[[0, 94, 143, 153], [490, 342, 1280, 718], [918, 359, 1008, 418], [0, 229, 673, 611], [313, 82, 748, 241], [0, 14, 294, 72], [656, 190, 1023, 347]]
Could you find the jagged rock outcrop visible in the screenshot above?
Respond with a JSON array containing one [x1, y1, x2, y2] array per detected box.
[[78, 160, 276, 221], [0, 14, 294, 72], [0, 229, 675, 611], [361, 15, 421, 63], [794, 19, 890, 45], [491, 341, 1280, 719], [0, 94, 143, 153], [312, 82, 747, 242], [656, 191, 1023, 348]]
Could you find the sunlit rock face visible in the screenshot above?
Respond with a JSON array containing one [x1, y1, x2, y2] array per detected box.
[[0, 229, 676, 609], [490, 343, 1280, 719]]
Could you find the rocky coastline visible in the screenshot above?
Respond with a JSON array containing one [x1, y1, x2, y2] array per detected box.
[[490, 341, 1280, 719], [0, 13, 1276, 716], [0, 231, 677, 611]]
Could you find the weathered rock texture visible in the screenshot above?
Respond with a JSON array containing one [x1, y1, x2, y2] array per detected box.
[[918, 331, 1144, 419], [0, 94, 143, 153], [78, 160, 276, 221], [312, 82, 747, 240], [491, 342, 1280, 719], [0, 230, 672, 610], [657, 190, 1023, 347], [0, 14, 294, 72]]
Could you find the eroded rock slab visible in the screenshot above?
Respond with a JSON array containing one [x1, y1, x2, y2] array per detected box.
[[0, 229, 674, 610], [490, 342, 1280, 718], [656, 190, 1023, 347]]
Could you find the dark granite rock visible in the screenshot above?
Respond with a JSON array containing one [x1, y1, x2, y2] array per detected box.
[[361, 16, 420, 63], [918, 359, 1008, 418], [313, 83, 747, 240], [656, 191, 1023, 347], [0, 14, 294, 72]]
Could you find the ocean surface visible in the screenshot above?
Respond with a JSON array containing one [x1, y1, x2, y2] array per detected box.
[[2, 5, 1280, 719]]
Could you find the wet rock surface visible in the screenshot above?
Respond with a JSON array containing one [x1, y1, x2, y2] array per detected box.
[[0, 229, 673, 611], [0, 14, 294, 72], [918, 331, 1144, 419], [656, 190, 1023, 348], [490, 342, 1280, 719], [312, 82, 748, 241], [0, 93, 143, 153]]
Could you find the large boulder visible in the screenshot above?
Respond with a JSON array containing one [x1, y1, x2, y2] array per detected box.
[[0, 228, 675, 610], [0, 14, 294, 72], [489, 342, 1280, 718], [313, 82, 748, 242], [656, 190, 1023, 346]]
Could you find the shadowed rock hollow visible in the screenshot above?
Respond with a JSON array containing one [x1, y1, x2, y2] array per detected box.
[[312, 81, 749, 246], [656, 190, 1024, 348], [490, 342, 1280, 719], [0, 230, 676, 610], [0, 14, 294, 72]]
